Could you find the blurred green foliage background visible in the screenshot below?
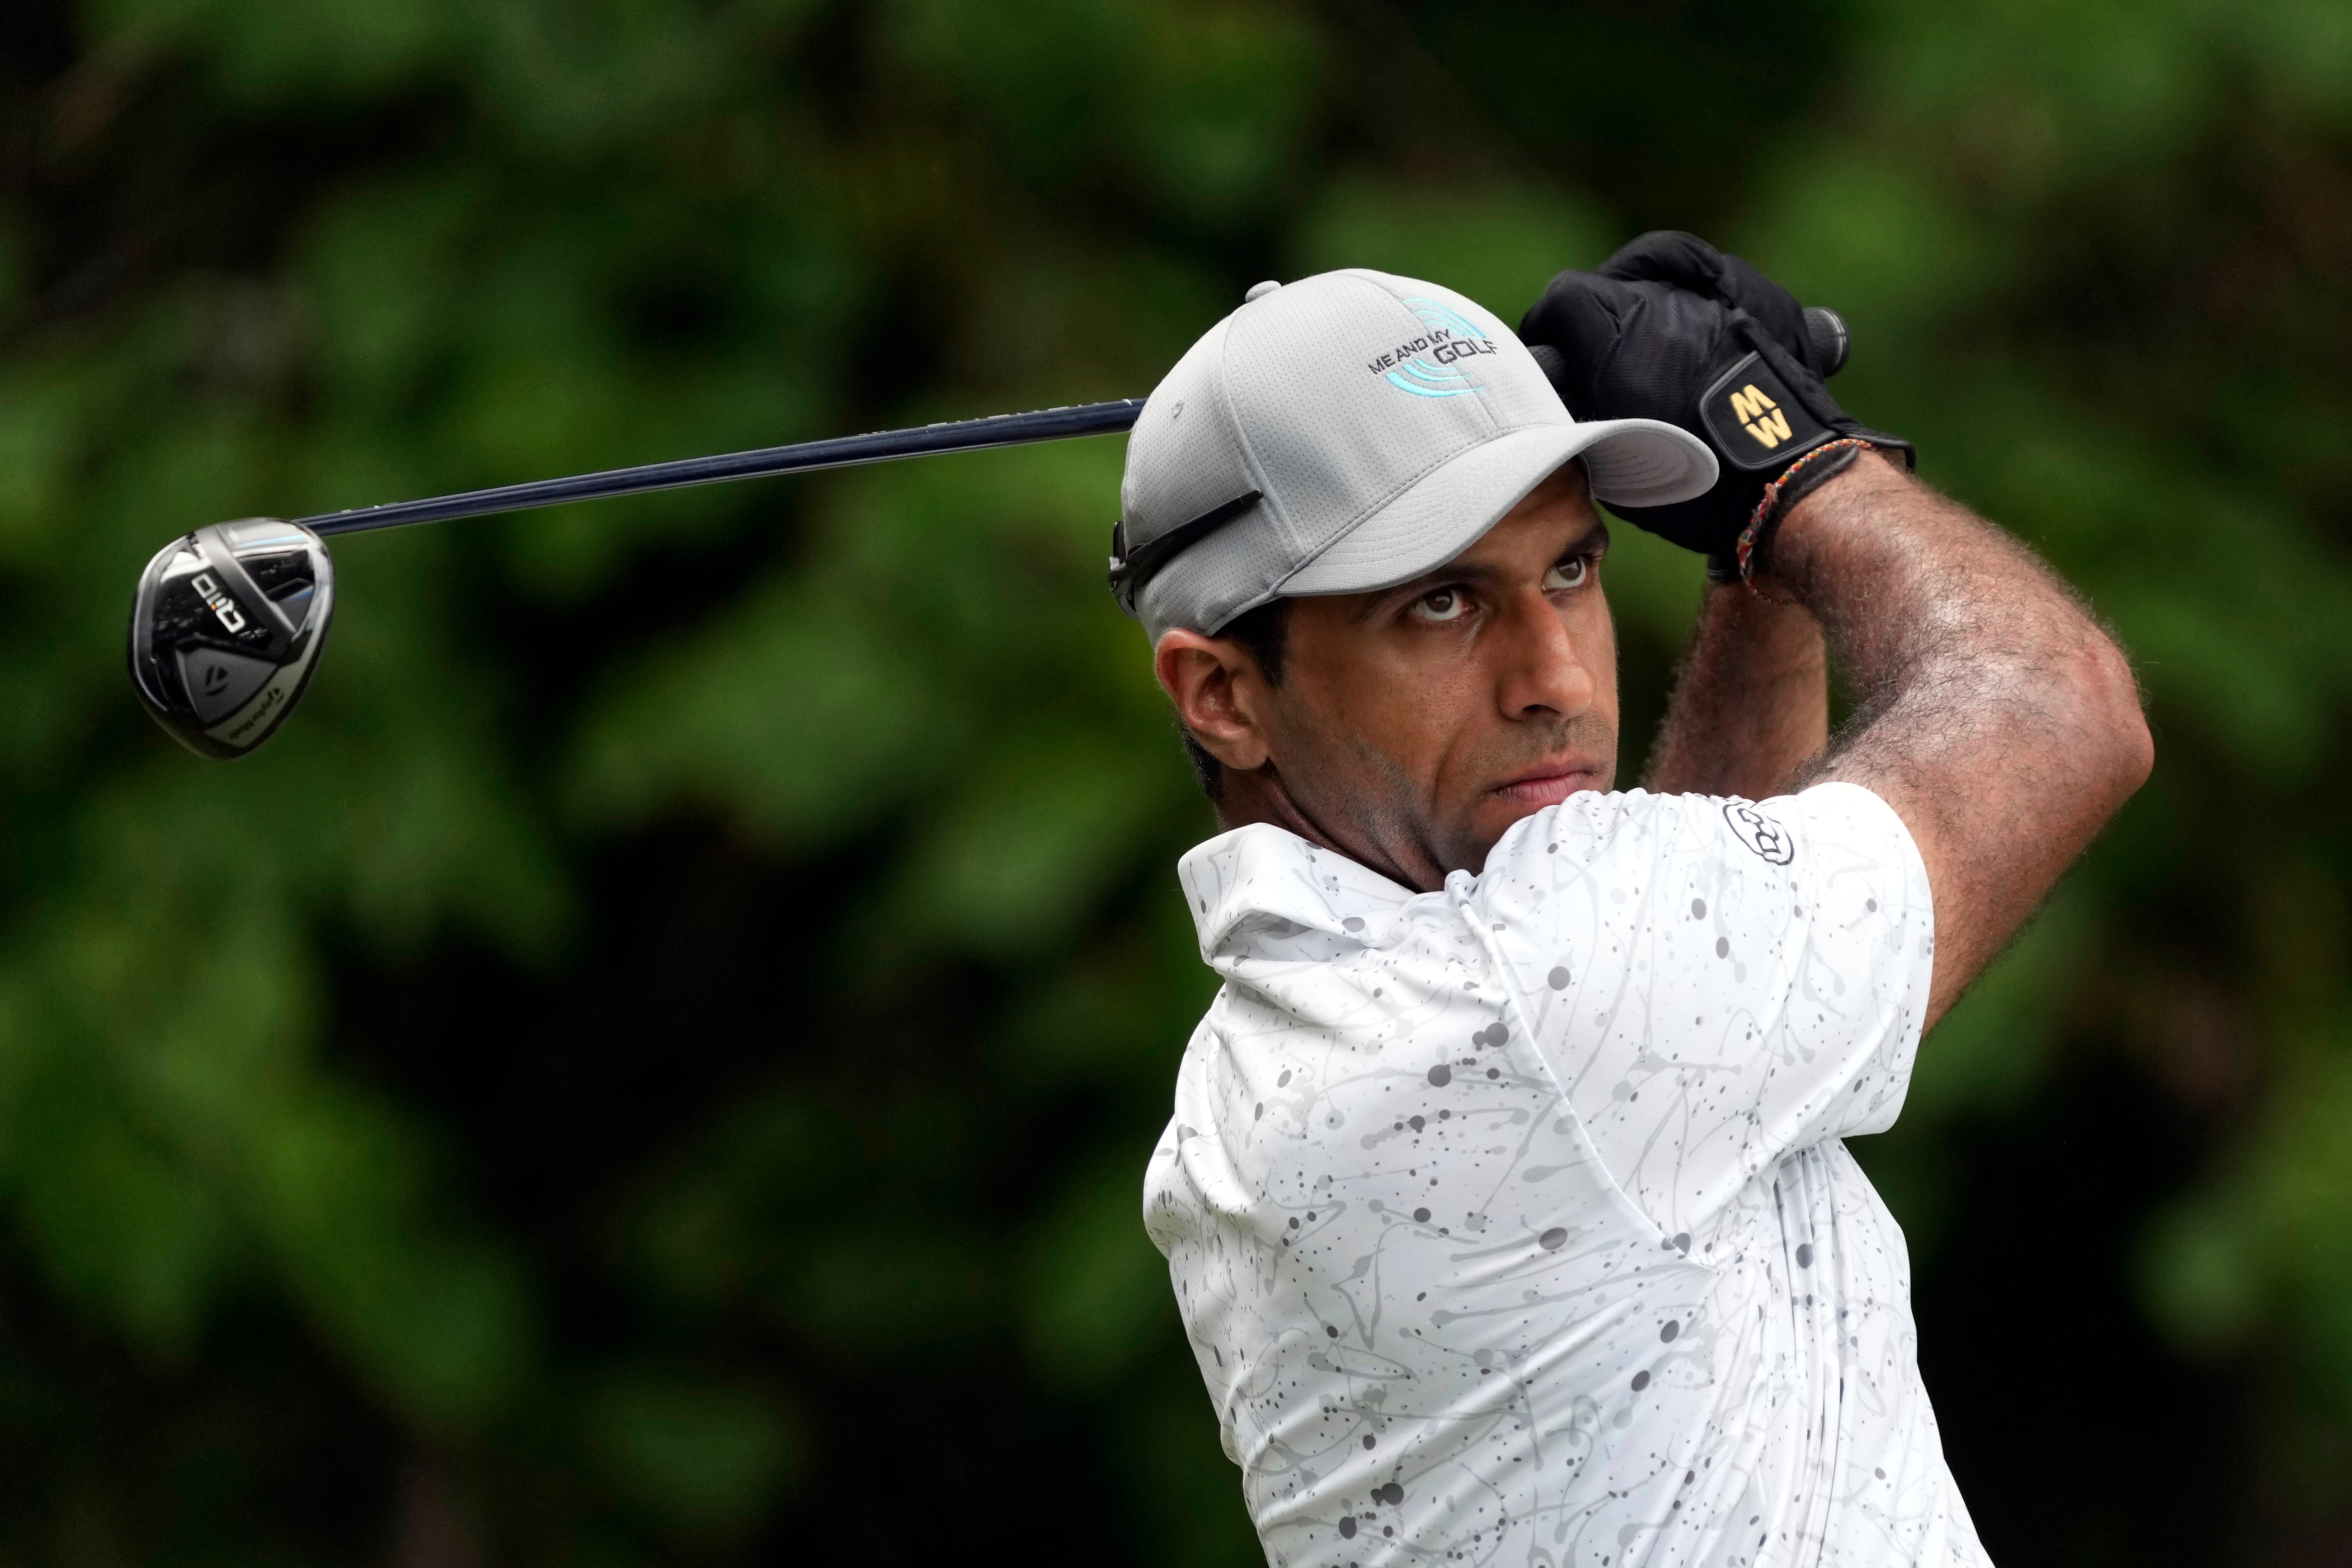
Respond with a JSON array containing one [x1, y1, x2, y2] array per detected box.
[[0, 0, 2349, 1561]]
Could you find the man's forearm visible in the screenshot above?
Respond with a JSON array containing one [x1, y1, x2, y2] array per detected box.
[[1771, 451, 2151, 1023], [1644, 585, 1829, 798]]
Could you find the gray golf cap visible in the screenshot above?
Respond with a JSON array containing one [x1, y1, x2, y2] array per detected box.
[[1112, 269, 1718, 644]]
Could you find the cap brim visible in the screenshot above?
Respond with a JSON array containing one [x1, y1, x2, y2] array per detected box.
[[1281, 418, 1716, 597]]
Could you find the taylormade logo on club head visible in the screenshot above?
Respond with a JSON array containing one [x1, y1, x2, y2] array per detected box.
[[1366, 297, 1498, 398]]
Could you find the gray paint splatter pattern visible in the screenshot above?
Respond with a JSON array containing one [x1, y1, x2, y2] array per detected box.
[[1145, 783, 1984, 1567]]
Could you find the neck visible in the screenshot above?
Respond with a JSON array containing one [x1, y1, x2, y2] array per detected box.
[[1214, 764, 1432, 892]]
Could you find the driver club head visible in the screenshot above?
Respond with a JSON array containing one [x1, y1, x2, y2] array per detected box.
[[127, 518, 335, 760]]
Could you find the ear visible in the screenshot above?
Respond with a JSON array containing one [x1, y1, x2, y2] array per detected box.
[[1155, 628, 1274, 773]]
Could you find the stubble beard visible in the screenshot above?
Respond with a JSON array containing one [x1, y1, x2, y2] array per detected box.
[[1277, 708, 1618, 891]]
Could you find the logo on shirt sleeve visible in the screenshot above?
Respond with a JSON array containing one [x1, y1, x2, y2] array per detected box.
[[1723, 801, 1795, 865]]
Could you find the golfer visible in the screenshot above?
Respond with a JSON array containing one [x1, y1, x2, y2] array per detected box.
[[1121, 238, 2150, 1567]]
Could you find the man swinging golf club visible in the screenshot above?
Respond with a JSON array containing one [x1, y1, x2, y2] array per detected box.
[[1124, 238, 2150, 1567]]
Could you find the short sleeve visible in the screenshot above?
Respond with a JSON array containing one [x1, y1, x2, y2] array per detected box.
[[1463, 782, 1934, 1238]]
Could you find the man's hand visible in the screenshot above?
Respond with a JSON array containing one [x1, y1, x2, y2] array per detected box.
[[1520, 232, 1911, 563]]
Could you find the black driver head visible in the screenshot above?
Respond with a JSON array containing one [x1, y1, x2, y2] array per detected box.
[[127, 518, 335, 760]]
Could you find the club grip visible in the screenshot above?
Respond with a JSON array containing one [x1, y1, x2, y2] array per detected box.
[[1803, 306, 1850, 377]]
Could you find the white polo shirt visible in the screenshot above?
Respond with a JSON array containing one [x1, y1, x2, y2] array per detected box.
[[1143, 783, 1985, 1568]]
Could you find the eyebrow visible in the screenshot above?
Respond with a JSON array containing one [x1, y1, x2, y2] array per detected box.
[[1357, 514, 1613, 617]]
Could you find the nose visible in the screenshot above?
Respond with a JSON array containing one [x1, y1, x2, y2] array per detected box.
[[1493, 588, 1596, 722]]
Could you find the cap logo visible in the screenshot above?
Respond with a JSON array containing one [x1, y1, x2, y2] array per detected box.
[[1365, 298, 1497, 399]]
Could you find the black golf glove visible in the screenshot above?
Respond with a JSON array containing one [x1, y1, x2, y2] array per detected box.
[[1519, 230, 1913, 569]]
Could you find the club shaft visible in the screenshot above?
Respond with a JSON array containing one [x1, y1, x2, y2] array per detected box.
[[295, 398, 1147, 537]]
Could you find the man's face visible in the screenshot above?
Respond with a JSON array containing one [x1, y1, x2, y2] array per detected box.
[[1165, 464, 1619, 891]]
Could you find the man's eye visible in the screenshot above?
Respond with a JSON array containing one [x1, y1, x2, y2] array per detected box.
[[1411, 587, 1468, 623], [1543, 557, 1591, 591]]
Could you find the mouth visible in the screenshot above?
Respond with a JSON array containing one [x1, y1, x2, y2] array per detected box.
[[1488, 758, 1605, 809]]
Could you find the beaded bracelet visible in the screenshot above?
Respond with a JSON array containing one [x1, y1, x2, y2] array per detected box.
[[1733, 437, 1877, 593]]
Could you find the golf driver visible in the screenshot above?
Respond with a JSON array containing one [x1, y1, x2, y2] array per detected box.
[[127, 305, 1854, 762], [128, 398, 1145, 759]]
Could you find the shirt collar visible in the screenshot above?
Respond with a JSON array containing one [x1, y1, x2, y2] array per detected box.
[[1177, 824, 1419, 962]]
